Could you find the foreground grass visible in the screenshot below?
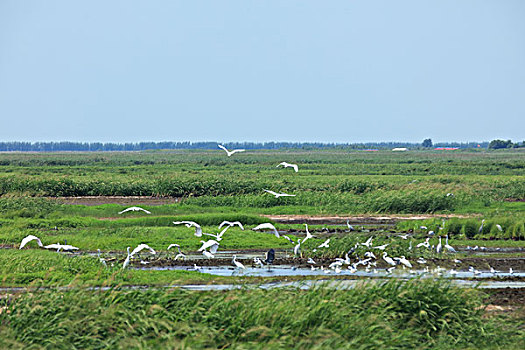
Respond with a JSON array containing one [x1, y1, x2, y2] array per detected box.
[[0, 279, 522, 349]]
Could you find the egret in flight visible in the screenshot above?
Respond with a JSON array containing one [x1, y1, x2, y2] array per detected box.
[[276, 162, 298, 172], [173, 221, 203, 237], [218, 221, 244, 230], [252, 223, 280, 238], [44, 243, 79, 253], [19, 235, 43, 249], [218, 144, 245, 157], [263, 189, 296, 198], [118, 206, 151, 214]]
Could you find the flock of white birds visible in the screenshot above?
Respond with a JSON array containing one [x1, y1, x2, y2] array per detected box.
[[17, 144, 513, 276]]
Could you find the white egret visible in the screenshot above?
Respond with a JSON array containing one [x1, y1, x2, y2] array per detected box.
[[294, 239, 302, 257], [386, 266, 396, 274], [317, 239, 330, 249], [436, 237, 442, 254], [478, 219, 485, 233], [372, 243, 389, 250], [122, 247, 132, 269], [252, 223, 280, 238], [130, 244, 156, 257], [118, 206, 151, 215], [444, 235, 456, 253], [253, 257, 264, 268], [19, 235, 43, 249], [420, 226, 428, 230], [307, 258, 316, 264], [173, 221, 203, 237], [263, 189, 296, 198], [398, 234, 409, 240], [361, 237, 373, 248], [395, 256, 412, 268], [416, 238, 430, 249], [168, 244, 186, 260], [495, 224, 503, 232], [417, 258, 427, 264], [44, 243, 79, 252], [364, 251, 376, 259], [218, 144, 245, 157], [276, 162, 299, 172], [382, 252, 396, 266], [198, 240, 220, 254], [202, 250, 214, 259], [218, 221, 244, 230], [281, 235, 295, 244], [302, 224, 314, 243], [232, 255, 245, 269], [97, 249, 107, 267], [346, 220, 355, 231], [509, 268, 513, 275]]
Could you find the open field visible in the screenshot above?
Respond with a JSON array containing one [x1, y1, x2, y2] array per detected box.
[[0, 149, 524, 348]]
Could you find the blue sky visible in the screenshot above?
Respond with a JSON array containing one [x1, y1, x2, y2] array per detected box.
[[1, 1, 524, 143]]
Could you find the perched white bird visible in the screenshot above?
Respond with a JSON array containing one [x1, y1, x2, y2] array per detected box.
[[346, 220, 355, 231], [382, 252, 396, 266], [232, 255, 245, 269], [302, 224, 314, 243], [218, 221, 244, 230], [395, 256, 412, 268], [419, 226, 428, 230], [218, 144, 245, 157], [444, 236, 456, 253], [417, 258, 427, 264], [495, 224, 503, 232], [44, 243, 79, 252], [364, 251, 376, 259], [478, 219, 485, 233], [122, 247, 132, 269], [307, 258, 316, 264], [198, 240, 220, 254], [97, 249, 107, 267], [263, 189, 296, 198], [19, 235, 43, 249], [252, 223, 280, 238], [173, 221, 203, 237], [294, 239, 302, 257], [276, 162, 299, 172], [118, 206, 151, 215], [436, 237, 442, 254]]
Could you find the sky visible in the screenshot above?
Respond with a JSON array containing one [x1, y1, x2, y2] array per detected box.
[[1, 1, 524, 144]]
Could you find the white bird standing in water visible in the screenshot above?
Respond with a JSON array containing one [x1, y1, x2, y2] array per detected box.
[[444, 235, 456, 253], [19, 235, 43, 249], [218, 144, 245, 156], [252, 223, 280, 238], [118, 206, 151, 214], [263, 189, 296, 198], [276, 162, 299, 172], [232, 255, 245, 269], [395, 256, 412, 268], [382, 252, 396, 266], [346, 220, 355, 231], [173, 221, 203, 237], [436, 237, 442, 254]]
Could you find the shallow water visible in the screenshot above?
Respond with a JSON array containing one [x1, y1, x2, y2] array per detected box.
[[137, 264, 525, 279]]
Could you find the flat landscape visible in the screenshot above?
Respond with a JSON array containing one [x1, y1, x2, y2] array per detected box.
[[0, 149, 524, 349]]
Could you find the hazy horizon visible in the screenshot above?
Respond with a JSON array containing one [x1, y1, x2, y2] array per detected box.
[[1, 1, 524, 143]]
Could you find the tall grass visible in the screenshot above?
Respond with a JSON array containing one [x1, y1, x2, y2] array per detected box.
[[0, 279, 521, 349]]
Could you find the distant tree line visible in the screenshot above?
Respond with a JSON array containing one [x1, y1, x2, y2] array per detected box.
[[488, 139, 525, 149], [0, 141, 494, 152]]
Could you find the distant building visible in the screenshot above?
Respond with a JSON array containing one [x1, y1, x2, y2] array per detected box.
[[392, 148, 408, 151]]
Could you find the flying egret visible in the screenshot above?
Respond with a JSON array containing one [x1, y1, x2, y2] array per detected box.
[[276, 162, 299, 172], [19, 235, 43, 249], [232, 255, 246, 269], [44, 243, 79, 252], [361, 237, 373, 248], [118, 206, 151, 215], [130, 244, 156, 257], [302, 224, 314, 243], [252, 223, 280, 238], [416, 238, 431, 249], [218, 144, 245, 157], [281, 235, 295, 244], [317, 239, 330, 249], [263, 189, 296, 198], [382, 252, 396, 266], [218, 221, 244, 230], [198, 240, 220, 254], [373, 243, 389, 250], [168, 244, 186, 260], [173, 221, 203, 237]]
